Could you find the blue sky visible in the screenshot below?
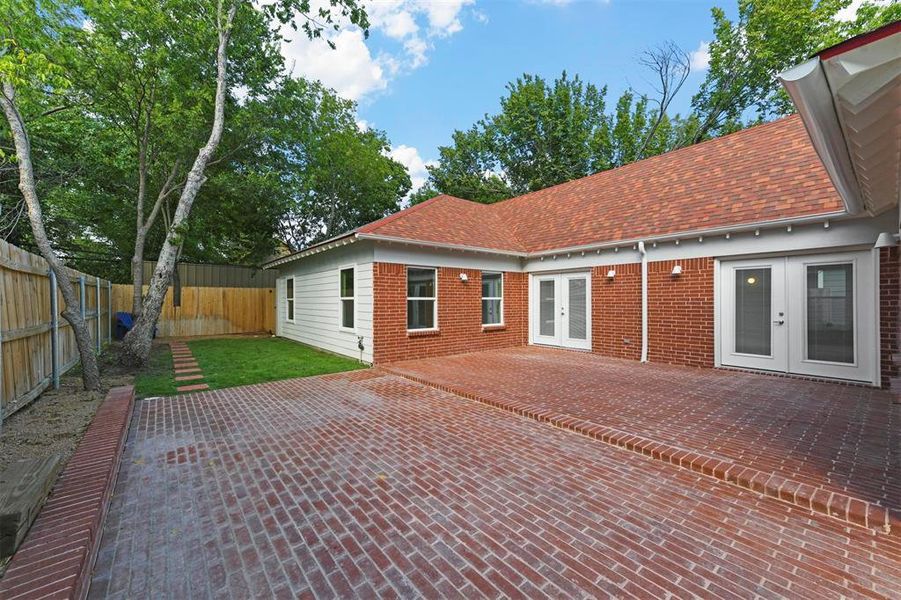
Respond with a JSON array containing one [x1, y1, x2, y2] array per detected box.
[[279, 0, 857, 191]]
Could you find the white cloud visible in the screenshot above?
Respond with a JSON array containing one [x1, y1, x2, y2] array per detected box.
[[280, 0, 474, 102], [387, 144, 436, 194], [472, 9, 489, 24], [356, 118, 370, 131], [689, 41, 711, 71], [835, 0, 890, 21], [281, 28, 387, 101]]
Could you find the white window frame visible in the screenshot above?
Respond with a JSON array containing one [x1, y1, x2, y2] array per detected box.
[[338, 265, 356, 332], [406, 266, 438, 331], [481, 271, 504, 326], [285, 277, 295, 323]]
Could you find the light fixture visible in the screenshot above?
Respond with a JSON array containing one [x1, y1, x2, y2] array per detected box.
[[671, 265, 683, 276], [606, 269, 616, 279], [459, 273, 469, 282], [874, 232, 900, 248], [746, 276, 757, 286]]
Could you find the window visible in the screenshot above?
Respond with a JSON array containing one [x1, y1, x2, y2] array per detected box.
[[407, 267, 437, 330], [482, 272, 503, 325], [285, 277, 295, 322], [340, 267, 355, 330]]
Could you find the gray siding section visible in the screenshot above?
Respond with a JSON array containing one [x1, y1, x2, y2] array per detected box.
[[143, 261, 277, 288]]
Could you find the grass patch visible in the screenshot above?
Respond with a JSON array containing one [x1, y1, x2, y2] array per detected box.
[[133, 336, 366, 397], [189, 336, 366, 389], [133, 346, 177, 397]]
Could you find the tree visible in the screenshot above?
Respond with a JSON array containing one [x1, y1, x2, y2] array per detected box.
[[121, 0, 369, 366], [0, 0, 101, 391], [422, 69, 695, 203], [690, 0, 901, 142], [408, 185, 440, 206]]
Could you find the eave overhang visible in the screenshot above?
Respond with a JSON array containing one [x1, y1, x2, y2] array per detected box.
[[778, 22, 900, 218]]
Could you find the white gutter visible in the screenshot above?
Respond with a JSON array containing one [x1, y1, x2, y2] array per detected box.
[[525, 210, 847, 259], [778, 58, 865, 216], [638, 241, 648, 363]]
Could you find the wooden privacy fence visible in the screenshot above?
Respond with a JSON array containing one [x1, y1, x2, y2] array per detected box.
[[1, 240, 112, 420], [111, 285, 274, 338]]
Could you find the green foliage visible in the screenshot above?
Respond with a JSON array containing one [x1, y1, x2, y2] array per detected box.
[[423, 72, 694, 202], [691, 0, 901, 141]]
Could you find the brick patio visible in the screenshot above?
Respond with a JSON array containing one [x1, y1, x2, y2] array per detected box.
[[389, 347, 900, 517], [90, 371, 900, 598]]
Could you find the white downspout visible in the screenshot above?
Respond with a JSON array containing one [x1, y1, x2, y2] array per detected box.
[[638, 241, 649, 363]]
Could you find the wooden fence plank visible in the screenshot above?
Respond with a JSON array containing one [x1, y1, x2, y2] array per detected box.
[[111, 284, 274, 338], [0, 241, 111, 420]]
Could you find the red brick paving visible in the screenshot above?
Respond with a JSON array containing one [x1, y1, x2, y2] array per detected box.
[[0, 386, 134, 600], [89, 372, 901, 598], [388, 347, 900, 531], [169, 341, 209, 393]]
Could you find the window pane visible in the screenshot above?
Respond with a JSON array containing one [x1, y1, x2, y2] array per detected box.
[[568, 278, 587, 340], [341, 299, 354, 328], [807, 264, 853, 363], [340, 268, 354, 297], [539, 280, 555, 337], [482, 272, 502, 298], [407, 299, 435, 329], [734, 268, 771, 356], [287, 299, 294, 320], [407, 268, 435, 298], [482, 299, 501, 325], [286, 278, 294, 298]]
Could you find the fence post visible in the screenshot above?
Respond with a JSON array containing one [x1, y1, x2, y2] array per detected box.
[[95, 277, 101, 353], [108, 280, 113, 343], [50, 270, 60, 390]]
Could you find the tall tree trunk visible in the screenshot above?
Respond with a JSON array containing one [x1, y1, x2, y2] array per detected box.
[[0, 81, 101, 391], [131, 236, 145, 317], [120, 3, 238, 366]]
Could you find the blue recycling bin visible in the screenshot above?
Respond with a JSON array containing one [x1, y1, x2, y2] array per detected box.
[[114, 312, 156, 340]]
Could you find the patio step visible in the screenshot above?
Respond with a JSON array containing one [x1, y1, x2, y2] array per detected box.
[[387, 367, 900, 536]]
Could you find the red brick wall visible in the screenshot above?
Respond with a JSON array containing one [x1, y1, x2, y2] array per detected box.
[[648, 257, 715, 367], [591, 263, 642, 360], [372, 263, 527, 363], [591, 259, 715, 367], [879, 246, 899, 388]]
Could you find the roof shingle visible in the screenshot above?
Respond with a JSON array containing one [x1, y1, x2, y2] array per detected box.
[[358, 114, 845, 254]]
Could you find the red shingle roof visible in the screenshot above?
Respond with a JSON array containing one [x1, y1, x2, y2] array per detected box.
[[358, 115, 844, 254]]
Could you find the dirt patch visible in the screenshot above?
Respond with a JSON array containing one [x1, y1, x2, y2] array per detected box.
[[0, 350, 134, 472]]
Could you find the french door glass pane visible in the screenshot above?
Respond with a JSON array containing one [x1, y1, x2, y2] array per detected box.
[[567, 278, 587, 340], [806, 263, 853, 363], [539, 280, 555, 336], [734, 267, 771, 356]]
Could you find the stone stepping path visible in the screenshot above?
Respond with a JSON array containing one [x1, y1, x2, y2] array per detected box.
[[170, 341, 209, 393]]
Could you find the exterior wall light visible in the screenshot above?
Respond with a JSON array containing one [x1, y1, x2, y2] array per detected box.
[[671, 265, 683, 276], [459, 273, 469, 282], [606, 269, 616, 279]]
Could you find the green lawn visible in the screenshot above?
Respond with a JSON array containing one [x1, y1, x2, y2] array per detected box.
[[133, 336, 366, 397]]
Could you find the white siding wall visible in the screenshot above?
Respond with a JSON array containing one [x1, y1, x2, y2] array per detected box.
[[275, 242, 374, 363]]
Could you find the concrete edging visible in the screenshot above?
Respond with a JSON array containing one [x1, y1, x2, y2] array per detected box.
[[0, 385, 135, 600], [387, 368, 899, 536]]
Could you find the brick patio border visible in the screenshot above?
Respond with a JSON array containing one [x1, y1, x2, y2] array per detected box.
[[387, 368, 900, 535], [0, 385, 135, 600]]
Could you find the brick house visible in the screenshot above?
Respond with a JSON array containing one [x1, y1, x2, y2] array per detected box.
[[265, 24, 899, 387]]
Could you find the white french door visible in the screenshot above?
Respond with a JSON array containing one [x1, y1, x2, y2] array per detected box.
[[720, 251, 876, 383], [532, 272, 591, 350]]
